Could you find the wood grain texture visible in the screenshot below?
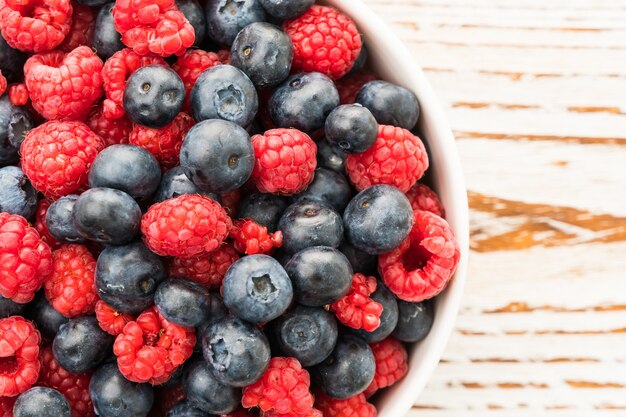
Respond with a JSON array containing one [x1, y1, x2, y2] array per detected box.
[[359, 0, 626, 415]]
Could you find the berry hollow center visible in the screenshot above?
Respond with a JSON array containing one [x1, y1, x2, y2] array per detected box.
[[0, 355, 18, 374], [402, 241, 432, 271], [251, 274, 277, 301]]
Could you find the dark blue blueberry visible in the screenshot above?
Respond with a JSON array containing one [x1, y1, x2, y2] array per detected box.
[[26, 293, 68, 341], [222, 254, 293, 323], [0, 96, 34, 167], [393, 299, 434, 343], [291, 168, 351, 213], [352, 281, 398, 343], [269, 72, 339, 132], [205, 0, 267, 46], [73, 187, 142, 245], [14, 387, 70, 417], [93, 3, 124, 60], [53, 316, 114, 373], [155, 278, 211, 327], [348, 43, 368, 75], [339, 241, 377, 276], [0, 166, 37, 219], [46, 195, 84, 244], [236, 192, 287, 232], [95, 241, 166, 314], [190, 65, 258, 127], [176, 0, 207, 46], [154, 166, 220, 203], [356, 80, 420, 130], [230, 22, 293, 88], [258, 0, 313, 20], [278, 199, 343, 254], [167, 400, 211, 417], [180, 119, 254, 193], [316, 139, 347, 174], [90, 363, 154, 417], [343, 184, 413, 254], [284, 246, 352, 307], [123, 65, 185, 128], [0, 33, 27, 83], [312, 334, 375, 399], [183, 359, 240, 414], [0, 295, 25, 318], [202, 316, 270, 387], [194, 293, 228, 353], [325, 104, 378, 153]]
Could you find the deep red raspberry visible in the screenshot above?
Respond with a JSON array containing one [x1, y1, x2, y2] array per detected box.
[[346, 125, 429, 193], [336, 72, 377, 105], [251, 128, 317, 195], [229, 219, 283, 255], [379, 210, 460, 302], [0, 70, 6, 96], [220, 189, 241, 217], [221, 409, 257, 417], [86, 103, 133, 147], [363, 338, 408, 398], [217, 49, 230, 64], [24, 46, 104, 121], [283, 5, 361, 80], [406, 183, 445, 218], [0, 316, 40, 397], [156, 384, 186, 415], [113, 306, 195, 384], [0, 0, 72, 52], [0, 396, 15, 417], [264, 411, 322, 417], [141, 194, 232, 258], [331, 273, 383, 332], [8, 83, 28, 107], [242, 357, 315, 417], [172, 49, 222, 109], [0, 213, 52, 303], [58, 4, 95, 52], [94, 300, 134, 336], [168, 243, 239, 289], [38, 345, 94, 417], [315, 393, 376, 417], [20, 120, 105, 199], [34, 199, 61, 250], [129, 112, 195, 168]]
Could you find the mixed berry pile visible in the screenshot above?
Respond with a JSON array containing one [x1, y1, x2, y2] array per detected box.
[[0, 0, 460, 416]]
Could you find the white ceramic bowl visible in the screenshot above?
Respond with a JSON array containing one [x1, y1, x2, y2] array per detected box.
[[323, 1, 470, 415]]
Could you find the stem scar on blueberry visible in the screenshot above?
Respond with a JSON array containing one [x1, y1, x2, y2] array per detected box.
[[361, 199, 370, 208], [243, 46, 252, 56], [142, 82, 150, 92], [228, 155, 239, 168], [290, 78, 301, 88]]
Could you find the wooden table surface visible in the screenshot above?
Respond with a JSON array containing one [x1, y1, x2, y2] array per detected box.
[[360, 0, 626, 415]]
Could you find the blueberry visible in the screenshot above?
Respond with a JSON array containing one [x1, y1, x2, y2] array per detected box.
[[53, 316, 114, 373], [316, 139, 347, 174], [393, 299, 434, 343], [180, 119, 254, 193], [236, 192, 287, 232], [167, 400, 211, 417], [325, 104, 378, 153], [25, 293, 69, 340], [202, 316, 270, 387], [269, 72, 339, 132], [258, 0, 314, 20], [285, 246, 353, 306], [0, 295, 25, 319], [222, 254, 293, 323], [356, 80, 420, 130], [0, 33, 26, 83], [271, 305, 338, 366], [339, 241, 377, 276], [75, 0, 109, 5], [0, 95, 34, 167], [46, 195, 84, 244], [183, 359, 240, 414], [205, 0, 267, 46], [95, 241, 167, 314], [14, 387, 71, 417], [312, 334, 375, 399], [155, 278, 211, 327], [73, 187, 142, 245], [343, 184, 413, 254], [348, 43, 368, 75], [278, 199, 343, 254], [93, 3, 124, 60], [291, 168, 351, 213], [190, 65, 258, 127], [90, 363, 154, 417], [0, 166, 37, 219], [123, 65, 185, 128], [230, 22, 293, 88], [154, 166, 220, 203], [176, 0, 207, 46], [195, 292, 228, 353], [352, 281, 398, 343]]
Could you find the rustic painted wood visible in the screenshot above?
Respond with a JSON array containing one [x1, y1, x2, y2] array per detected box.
[[360, 0, 626, 414]]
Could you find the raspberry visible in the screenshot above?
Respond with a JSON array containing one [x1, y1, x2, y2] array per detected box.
[[101, 48, 167, 119], [221, 409, 256, 417], [0, 0, 72, 52], [0, 316, 40, 397], [113, 306, 195, 384], [94, 300, 134, 336], [44, 244, 98, 318], [86, 103, 133, 147], [142, 194, 232, 258], [406, 183, 445, 218], [58, 4, 95, 53], [217, 49, 231, 64], [8, 83, 28, 107], [379, 211, 460, 302], [283, 5, 361, 80], [20, 120, 105, 199], [0, 396, 15, 417], [0, 213, 52, 303], [38, 345, 94, 417], [220, 189, 242, 217], [153, 384, 185, 415], [128, 112, 195, 169], [315, 393, 376, 417], [346, 125, 429, 193], [0, 71, 6, 96], [363, 338, 408, 398], [24, 46, 104, 121], [172, 49, 222, 109], [331, 273, 383, 332], [251, 128, 317, 195], [34, 199, 61, 250], [168, 243, 239, 289], [229, 219, 283, 255], [242, 357, 315, 417], [336, 72, 377, 105]]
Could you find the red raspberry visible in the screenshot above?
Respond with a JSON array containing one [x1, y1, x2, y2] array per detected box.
[[251, 128, 317, 195], [331, 273, 383, 332], [0, 316, 40, 397], [86, 103, 133, 147], [363, 338, 408, 398], [141, 194, 232, 258], [0, 213, 52, 303], [94, 300, 134, 336], [283, 5, 361, 80], [229, 219, 283, 255], [38, 345, 94, 417], [154, 384, 186, 415], [20, 120, 105, 199], [34, 199, 61, 250], [129, 112, 195, 169], [8, 83, 28, 107], [0, 0, 72, 52], [58, 4, 95, 53], [406, 183, 445, 218], [221, 409, 257, 417], [0, 396, 15, 417], [217, 49, 230, 64], [44, 244, 98, 318], [242, 357, 315, 417], [168, 243, 239, 289], [346, 125, 429, 193], [113, 306, 195, 384], [220, 189, 242, 217], [379, 211, 460, 302], [172, 49, 222, 109], [0, 71, 6, 96], [336, 72, 377, 105], [315, 393, 376, 417], [24, 46, 104, 121]]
